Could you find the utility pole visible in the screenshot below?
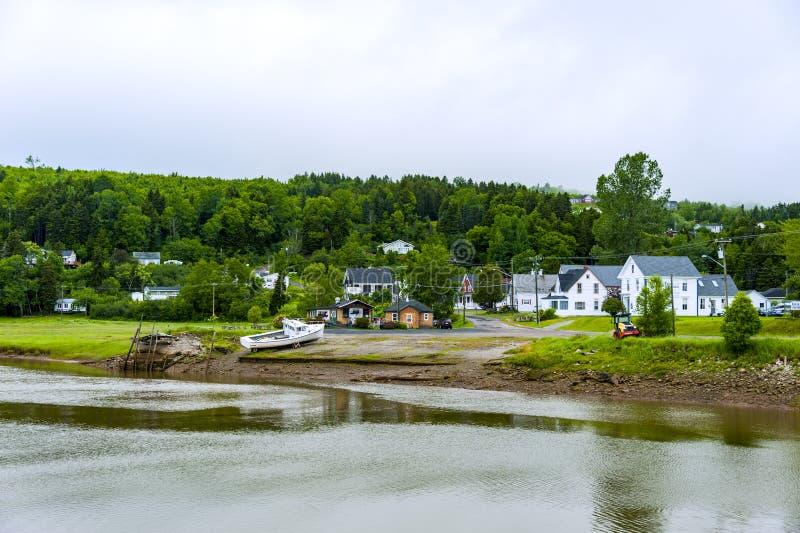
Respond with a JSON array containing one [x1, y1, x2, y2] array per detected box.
[[670, 274, 676, 336], [510, 257, 515, 312], [530, 256, 541, 324], [716, 239, 732, 313], [211, 282, 218, 318], [59, 285, 64, 321]]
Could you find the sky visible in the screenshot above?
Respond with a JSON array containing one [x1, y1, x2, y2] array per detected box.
[[1, 0, 798, 205]]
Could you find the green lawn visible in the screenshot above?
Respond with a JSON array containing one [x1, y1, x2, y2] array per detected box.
[[0, 317, 256, 360]]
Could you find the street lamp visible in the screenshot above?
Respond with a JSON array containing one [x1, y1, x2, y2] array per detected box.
[[702, 254, 729, 314]]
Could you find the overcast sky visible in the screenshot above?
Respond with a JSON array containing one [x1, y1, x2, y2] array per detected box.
[[1, 1, 798, 205]]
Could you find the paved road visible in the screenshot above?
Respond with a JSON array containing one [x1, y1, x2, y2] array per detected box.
[[325, 314, 581, 338]]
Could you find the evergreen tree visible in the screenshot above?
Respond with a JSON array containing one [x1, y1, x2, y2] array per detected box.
[[635, 275, 673, 336], [721, 292, 761, 353], [268, 276, 288, 315]]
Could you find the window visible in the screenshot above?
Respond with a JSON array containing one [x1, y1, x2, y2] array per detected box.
[[644, 278, 648, 287], [363, 284, 371, 294], [700, 299, 705, 310], [682, 298, 688, 311], [423, 313, 429, 321], [522, 299, 531, 305], [631, 264, 634, 273], [550, 302, 558, 310], [593, 283, 599, 294], [635, 279, 639, 291], [710, 299, 717, 310], [406, 313, 413, 324], [682, 282, 688, 292], [559, 301, 568, 310], [577, 283, 582, 294], [575, 302, 586, 310], [392, 313, 398, 321], [627, 280, 630, 291], [593, 300, 599, 310]]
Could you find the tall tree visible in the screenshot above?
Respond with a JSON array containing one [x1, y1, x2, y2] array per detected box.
[[593, 153, 670, 259], [721, 292, 761, 353], [404, 244, 458, 318], [472, 266, 506, 310]]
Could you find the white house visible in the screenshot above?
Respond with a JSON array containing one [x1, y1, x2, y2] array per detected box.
[[343, 267, 395, 298], [745, 290, 769, 314], [697, 275, 738, 316], [618, 255, 701, 316], [54, 298, 86, 313], [508, 272, 558, 313], [380, 240, 414, 255], [131, 286, 180, 301], [253, 268, 289, 290], [551, 265, 623, 316], [60, 250, 78, 267], [163, 259, 184, 265], [132, 252, 161, 265]]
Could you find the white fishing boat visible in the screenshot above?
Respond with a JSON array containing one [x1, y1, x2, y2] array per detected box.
[[239, 319, 325, 351]]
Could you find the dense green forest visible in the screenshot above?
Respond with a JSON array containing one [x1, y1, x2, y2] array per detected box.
[[1, 159, 799, 320]]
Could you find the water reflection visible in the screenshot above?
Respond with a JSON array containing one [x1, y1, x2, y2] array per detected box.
[[2, 384, 798, 448], [2, 361, 800, 533]]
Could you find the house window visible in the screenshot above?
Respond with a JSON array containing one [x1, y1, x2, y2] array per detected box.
[[577, 283, 582, 294], [575, 302, 585, 310], [593, 300, 599, 310], [627, 280, 630, 291], [392, 313, 398, 321], [406, 313, 413, 324], [635, 280, 639, 291], [363, 284, 371, 294], [631, 264, 634, 273], [700, 299, 705, 310], [559, 301, 568, 310], [682, 282, 688, 292], [522, 299, 531, 305], [682, 298, 688, 311], [550, 302, 558, 310], [710, 299, 717, 310], [593, 283, 599, 294], [423, 313, 429, 321]]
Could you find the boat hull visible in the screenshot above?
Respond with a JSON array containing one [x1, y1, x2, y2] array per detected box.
[[240, 321, 324, 350]]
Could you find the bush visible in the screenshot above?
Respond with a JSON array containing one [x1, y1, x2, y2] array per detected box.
[[721, 292, 762, 353], [394, 322, 408, 330], [247, 305, 262, 325], [272, 315, 286, 329], [601, 297, 626, 316], [354, 317, 370, 329], [538, 308, 557, 321]]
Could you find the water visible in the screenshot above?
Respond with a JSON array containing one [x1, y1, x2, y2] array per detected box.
[[1, 360, 799, 532]]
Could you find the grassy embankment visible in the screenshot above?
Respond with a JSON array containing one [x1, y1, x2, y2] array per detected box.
[[507, 335, 800, 377], [0, 317, 259, 360]]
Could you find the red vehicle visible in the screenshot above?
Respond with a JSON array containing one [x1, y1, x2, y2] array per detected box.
[[613, 312, 640, 339]]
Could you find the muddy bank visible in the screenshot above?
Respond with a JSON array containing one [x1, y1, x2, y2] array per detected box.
[[126, 333, 800, 410]]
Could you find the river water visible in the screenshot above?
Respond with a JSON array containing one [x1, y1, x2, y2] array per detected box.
[[1, 360, 799, 533]]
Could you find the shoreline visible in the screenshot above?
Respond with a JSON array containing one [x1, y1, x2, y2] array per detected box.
[[154, 333, 800, 410], [5, 328, 799, 410]]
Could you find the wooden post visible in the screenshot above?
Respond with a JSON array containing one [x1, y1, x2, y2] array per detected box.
[[123, 315, 144, 370], [205, 330, 216, 373]]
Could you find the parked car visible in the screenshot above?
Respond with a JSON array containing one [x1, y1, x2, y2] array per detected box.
[[438, 318, 453, 329], [766, 307, 785, 316]]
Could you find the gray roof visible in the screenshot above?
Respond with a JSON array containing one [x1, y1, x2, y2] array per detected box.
[[311, 299, 374, 310], [132, 251, 161, 259], [344, 267, 393, 285], [385, 299, 433, 313], [513, 273, 557, 293], [558, 264, 622, 288], [761, 287, 788, 299], [558, 269, 584, 292], [629, 255, 700, 278], [697, 275, 738, 297]]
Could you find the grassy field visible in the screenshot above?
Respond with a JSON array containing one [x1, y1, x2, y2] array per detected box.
[[550, 315, 800, 337], [506, 335, 800, 377], [0, 317, 258, 360]]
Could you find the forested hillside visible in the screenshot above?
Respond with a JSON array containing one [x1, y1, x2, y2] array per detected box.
[[1, 160, 798, 319]]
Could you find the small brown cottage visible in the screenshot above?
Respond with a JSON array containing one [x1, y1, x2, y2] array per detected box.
[[384, 299, 434, 329], [307, 299, 374, 326]]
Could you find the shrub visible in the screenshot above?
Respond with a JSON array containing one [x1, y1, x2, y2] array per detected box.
[[538, 308, 557, 321], [247, 305, 262, 325], [721, 292, 762, 353], [394, 322, 408, 330], [601, 297, 626, 316], [272, 315, 286, 329], [354, 317, 370, 329], [636, 275, 673, 336]]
